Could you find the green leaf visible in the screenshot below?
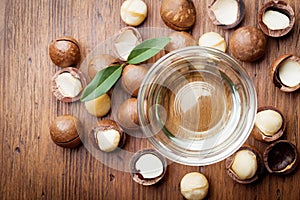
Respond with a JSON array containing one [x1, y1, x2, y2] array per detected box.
[[127, 37, 171, 64], [80, 65, 122, 102]]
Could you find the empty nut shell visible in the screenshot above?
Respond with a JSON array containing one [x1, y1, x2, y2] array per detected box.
[[257, 1, 295, 37], [270, 54, 300, 92], [263, 140, 299, 175], [252, 106, 285, 142]]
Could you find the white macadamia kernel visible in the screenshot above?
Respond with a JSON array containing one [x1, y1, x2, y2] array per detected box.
[[180, 172, 209, 200], [211, 0, 238, 25], [84, 94, 111, 117], [55, 72, 82, 98], [278, 59, 300, 87], [135, 154, 164, 179], [120, 0, 147, 26], [231, 150, 257, 180], [255, 110, 283, 136], [262, 10, 290, 30], [199, 32, 226, 52], [95, 129, 120, 152]]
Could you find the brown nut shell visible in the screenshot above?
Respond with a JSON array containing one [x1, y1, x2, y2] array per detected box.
[[252, 106, 285, 142], [49, 115, 82, 148], [226, 145, 264, 184], [90, 119, 126, 152], [130, 149, 167, 186], [258, 1, 295, 37], [263, 140, 299, 175], [117, 98, 140, 130], [160, 0, 196, 31], [208, 0, 245, 29], [165, 31, 197, 52], [88, 54, 119, 79], [270, 54, 300, 92], [49, 36, 81, 67], [229, 26, 267, 62], [51, 67, 87, 103]]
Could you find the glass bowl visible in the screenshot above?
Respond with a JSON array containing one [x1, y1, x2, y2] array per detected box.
[[138, 46, 257, 166]]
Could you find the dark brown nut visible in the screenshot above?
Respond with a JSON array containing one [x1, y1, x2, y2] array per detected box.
[[252, 106, 285, 142], [121, 64, 148, 97], [229, 26, 267, 62], [257, 1, 295, 37], [90, 119, 125, 152], [160, 0, 196, 31], [49, 115, 82, 148], [208, 0, 245, 29], [51, 67, 86, 103], [117, 98, 139, 130], [49, 36, 81, 67], [88, 54, 119, 79], [112, 27, 142, 61], [226, 145, 264, 184], [130, 149, 167, 186], [264, 140, 299, 175], [165, 31, 197, 52], [270, 54, 300, 92]]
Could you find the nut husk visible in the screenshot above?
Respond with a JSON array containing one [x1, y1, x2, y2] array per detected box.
[[252, 106, 285, 142], [263, 140, 299, 175], [257, 1, 295, 37], [88, 54, 119, 79], [165, 31, 197, 52], [226, 145, 264, 184], [160, 0, 196, 31], [208, 0, 245, 29], [270, 54, 300, 92]]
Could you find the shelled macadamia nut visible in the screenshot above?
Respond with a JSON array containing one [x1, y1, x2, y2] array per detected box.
[[120, 0, 147, 26], [90, 119, 125, 152], [49, 115, 82, 148], [226, 145, 264, 184], [180, 172, 209, 200], [252, 106, 285, 142], [84, 94, 111, 117], [160, 0, 196, 31], [165, 31, 197, 52], [88, 54, 119, 79], [208, 0, 245, 29], [117, 98, 139, 130], [264, 140, 299, 175], [51, 67, 86, 103], [130, 149, 167, 186], [49, 36, 81, 67], [271, 54, 300, 92], [258, 1, 295, 37], [112, 27, 142, 61], [198, 32, 227, 52], [229, 26, 267, 62]]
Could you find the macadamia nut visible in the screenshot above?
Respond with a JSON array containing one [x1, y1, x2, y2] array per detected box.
[[180, 172, 209, 200], [262, 10, 289, 31], [199, 32, 226, 52], [255, 110, 283, 136], [55, 72, 82, 98], [210, 0, 239, 25], [84, 94, 111, 117], [135, 154, 164, 179], [120, 0, 147, 26], [95, 129, 121, 152], [231, 150, 257, 180], [278, 59, 300, 87]]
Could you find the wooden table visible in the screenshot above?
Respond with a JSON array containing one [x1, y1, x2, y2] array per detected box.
[[1, 0, 299, 199]]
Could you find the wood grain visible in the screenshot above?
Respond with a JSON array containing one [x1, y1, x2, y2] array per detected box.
[[0, 0, 299, 199]]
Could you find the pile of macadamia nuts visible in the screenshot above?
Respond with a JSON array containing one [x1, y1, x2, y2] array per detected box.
[[48, 0, 300, 199]]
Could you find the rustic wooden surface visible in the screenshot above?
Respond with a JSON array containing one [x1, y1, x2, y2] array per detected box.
[[0, 0, 299, 199]]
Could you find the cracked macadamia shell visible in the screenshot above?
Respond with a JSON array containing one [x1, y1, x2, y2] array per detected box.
[[229, 26, 267, 62]]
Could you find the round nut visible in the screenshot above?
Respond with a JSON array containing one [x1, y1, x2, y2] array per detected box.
[[270, 54, 300, 92], [165, 31, 197, 52], [198, 32, 227, 52], [263, 140, 299, 175], [51, 67, 86, 103], [121, 64, 148, 97], [160, 0, 196, 31], [49, 36, 81, 67], [49, 115, 82, 148], [229, 26, 267, 62], [120, 0, 147, 26], [252, 106, 285, 142], [226, 145, 264, 184], [90, 119, 125, 152], [130, 149, 167, 186], [258, 1, 295, 37], [84, 94, 111, 117], [88, 54, 119, 79], [180, 172, 209, 200], [117, 98, 139, 130], [208, 0, 245, 29]]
